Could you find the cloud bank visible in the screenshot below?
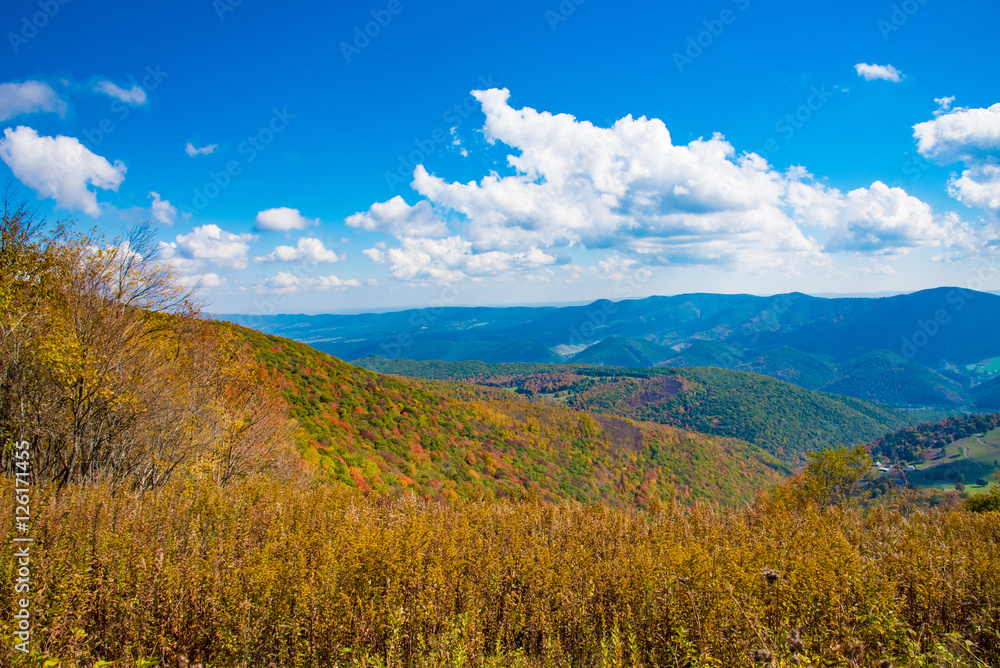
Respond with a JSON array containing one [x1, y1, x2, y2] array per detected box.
[[350, 88, 985, 284]]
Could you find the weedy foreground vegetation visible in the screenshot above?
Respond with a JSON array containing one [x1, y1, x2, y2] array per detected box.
[[2, 205, 1000, 667], [2, 473, 1000, 667]]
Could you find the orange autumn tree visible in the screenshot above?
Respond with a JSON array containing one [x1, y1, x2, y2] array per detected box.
[[0, 196, 295, 489]]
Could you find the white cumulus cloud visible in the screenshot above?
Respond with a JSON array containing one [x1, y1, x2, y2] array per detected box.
[[363, 235, 556, 283], [158, 224, 255, 271], [0, 81, 66, 121], [791, 180, 976, 254], [256, 272, 361, 294], [176, 272, 225, 290], [934, 96, 956, 116], [854, 63, 904, 83], [94, 80, 147, 105], [254, 207, 318, 231], [0, 126, 126, 216], [914, 101, 1000, 212], [949, 161, 1000, 212], [346, 196, 449, 237], [253, 237, 341, 264], [913, 102, 1000, 163]]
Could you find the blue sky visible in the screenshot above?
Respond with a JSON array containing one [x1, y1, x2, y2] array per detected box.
[[1, 0, 998, 314]]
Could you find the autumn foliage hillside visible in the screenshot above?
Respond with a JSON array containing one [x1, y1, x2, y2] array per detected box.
[[232, 325, 789, 506], [354, 357, 921, 461]]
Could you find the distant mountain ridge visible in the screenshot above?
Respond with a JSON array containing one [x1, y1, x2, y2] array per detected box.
[[220, 287, 1000, 409]]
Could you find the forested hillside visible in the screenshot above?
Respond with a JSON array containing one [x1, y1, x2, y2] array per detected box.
[[355, 357, 925, 461], [868, 414, 1000, 463], [234, 326, 787, 505]]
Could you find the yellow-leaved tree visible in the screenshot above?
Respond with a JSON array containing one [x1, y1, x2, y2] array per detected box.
[[0, 193, 296, 489]]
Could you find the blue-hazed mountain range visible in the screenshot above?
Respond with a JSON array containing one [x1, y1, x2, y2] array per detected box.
[[219, 287, 1000, 409]]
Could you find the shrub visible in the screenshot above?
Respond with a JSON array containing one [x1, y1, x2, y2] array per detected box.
[[964, 486, 1000, 513]]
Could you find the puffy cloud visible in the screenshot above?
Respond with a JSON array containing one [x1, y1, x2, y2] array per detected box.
[[0, 81, 65, 121], [363, 235, 556, 282], [94, 80, 147, 105], [913, 102, 1000, 163], [196, 273, 224, 287], [254, 207, 318, 231], [914, 102, 1000, 212], [949, 160, 1000, 211], [0, 126, 126, 216], [176, 272, 224, 290], [158, 224, 255, 271], [806, 181, 972, 254], [854, 63, 904, 82], [407, 89, 816, 266], [346, 196, 448, 237], [185, 141, 217, 157], [253, 237, 341, 264], [357, 89, 989, 282], [256, 272, 361, 294], [148, 191, 177, 225]]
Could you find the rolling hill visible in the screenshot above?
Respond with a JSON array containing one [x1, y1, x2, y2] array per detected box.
[[971, 376, 1000, 411], [354, 357, 927, 461], [819, 350, 966, 408], [230, 324, 787, 506], [568, 336, 678, 367]]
